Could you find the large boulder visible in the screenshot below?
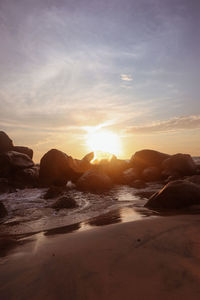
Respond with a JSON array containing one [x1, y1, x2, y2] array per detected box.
[[0, 151, 34, 177], [130, 149, 170, 172], [77, 169, 113, 192], [39, 149, 81, 186], [162, 153, 196, 176], [145, 180, 200, 209], [0, 201, 7, 218], [13, 166, 39, 188], [0, 131, 13, 153], [142, 167, 161, 182], [123, 168, 139, 185], [12, 146, 33, 159]]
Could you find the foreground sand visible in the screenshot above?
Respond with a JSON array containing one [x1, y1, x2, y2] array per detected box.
[[1, 215, 200, 299]]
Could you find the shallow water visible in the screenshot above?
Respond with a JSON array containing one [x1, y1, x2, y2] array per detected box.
[[0, 183, 162, 236]]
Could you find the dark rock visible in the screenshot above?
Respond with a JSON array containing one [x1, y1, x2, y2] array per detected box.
[[12, 146, 33, 159], [0, 201, 7, 218], [162, 153, 196, 176], [145, 180, 200, 209], [142, 167, 160, 182], [0, 131, 13, 153], [130, 149, 170, 172], [186, 175, 200, 185], [14, 166, 39, 188], [131, 180, 147, 189], [39, 149, 81, 186], [51, 196, 78, 210], [43, 186, 67, 199], [77, 169, 113, 192], [123, 168, 139, 184], [99, 157, 129, 184], [82, 152, 94, 162], [0, 151, 34, 178], [0, 178, 15, 194]]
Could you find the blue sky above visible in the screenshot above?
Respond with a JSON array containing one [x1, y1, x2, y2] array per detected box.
[[0, 0, 200, 160]]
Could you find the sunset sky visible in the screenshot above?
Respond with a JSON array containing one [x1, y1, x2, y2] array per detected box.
[[0, 0, 200, 162]]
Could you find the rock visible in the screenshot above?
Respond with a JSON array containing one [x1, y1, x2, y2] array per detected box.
[[162, 153, 196, 176], [0, 178, 15, 194], [123, 168, 139, 184], [142, 167, 160, 182], [14, 166, 39, 188], [77, 169, 113, 192], [39, 149, 81, 186], [0, 131, 13, 153], [131, 180, 147, 189], [130, 149, 170, 172], [99, 157, 129, 184], [82, 152, 94, 162], [0, 201, 7, 218], [43, 186, 67, 199], [12, 146, 33, 159], [145, 180, 200, 209], [0, 151, 34, 178], [186, 175, 200, 185], [51, 196, 78, 210]]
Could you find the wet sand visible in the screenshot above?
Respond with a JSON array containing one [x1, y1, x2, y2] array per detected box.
[[1, 215, 200, 299]]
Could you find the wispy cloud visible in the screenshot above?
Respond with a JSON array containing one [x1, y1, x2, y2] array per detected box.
[[126, 115, 200, 135], [120, 74, 133, 82]]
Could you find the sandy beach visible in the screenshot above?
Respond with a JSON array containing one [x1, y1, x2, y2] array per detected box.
[[1, 214, 200, 300]]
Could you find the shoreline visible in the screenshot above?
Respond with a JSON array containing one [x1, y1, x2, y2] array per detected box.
[[1, 214, 200, 299]]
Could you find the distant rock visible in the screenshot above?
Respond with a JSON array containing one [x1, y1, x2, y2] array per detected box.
[[130, 149, 170, 172], [123, 168, 139, 185], [0, 201, 7, 218], [82, 152, 94, 163], [51, 196, 78, 210], [142, 166, 160, 182], [14, 166, 39, 188], [162, 153, 197, 176], [145, 180, 200, 209], [0, 131, 13, 153], [39, 149, 81, 186], [43, 185, 67, 199], [77, 169, 113, 192], [12, 146, 33, 159]]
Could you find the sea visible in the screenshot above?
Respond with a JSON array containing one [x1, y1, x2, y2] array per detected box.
[[0, 157, 199, 236]]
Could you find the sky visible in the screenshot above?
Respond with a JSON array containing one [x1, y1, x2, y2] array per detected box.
[[0, 0, 200, 162]]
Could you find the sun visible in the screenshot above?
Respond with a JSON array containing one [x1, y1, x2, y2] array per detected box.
[[86, 129, 121, 161]]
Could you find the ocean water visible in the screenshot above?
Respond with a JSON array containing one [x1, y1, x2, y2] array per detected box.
[[0, 156, 199, 236], [0, 183, 162, 235]]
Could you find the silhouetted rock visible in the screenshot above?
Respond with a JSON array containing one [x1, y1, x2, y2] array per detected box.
[[130, 149, 170, 172], [12, 146, 33, 159], [82, 152, 94, 162], [39, 149, 81, 186], [43, 186, 67, 199], [0, 131, 13, 153], [145, 180, 200, 209], [99, 157, 129, 184], [162, 153, 196, 176], [123, 168, 139, 184], [51, 196, 78, 210], [0, 151, 34, 178], [0, 201, 7, 218], [0, 178, 15, 194], [142, 167, 160, 182], [186, 175, 200, 185], [77, 169, 113, 192], [14, 166, 39, 188]]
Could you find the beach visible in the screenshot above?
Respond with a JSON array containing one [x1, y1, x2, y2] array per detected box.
[[1, 214, 200, 300]]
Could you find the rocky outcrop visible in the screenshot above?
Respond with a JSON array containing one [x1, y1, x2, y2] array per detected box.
[[162, 153, 196, 177], [142, 167, 160, 182], [0, 131, 13, 153], [0, 201, 7, 218], [12, 146, 33, 159], [77, 168, 113, 192], [51, 196, 78, 210], [145, 180, 200, 209], [39, 149, 81, 186], [123, 168, 139, 185]]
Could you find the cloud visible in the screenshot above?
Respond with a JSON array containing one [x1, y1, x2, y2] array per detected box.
[[120, 74, 133, 82], [126, 115, 200, 135]]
